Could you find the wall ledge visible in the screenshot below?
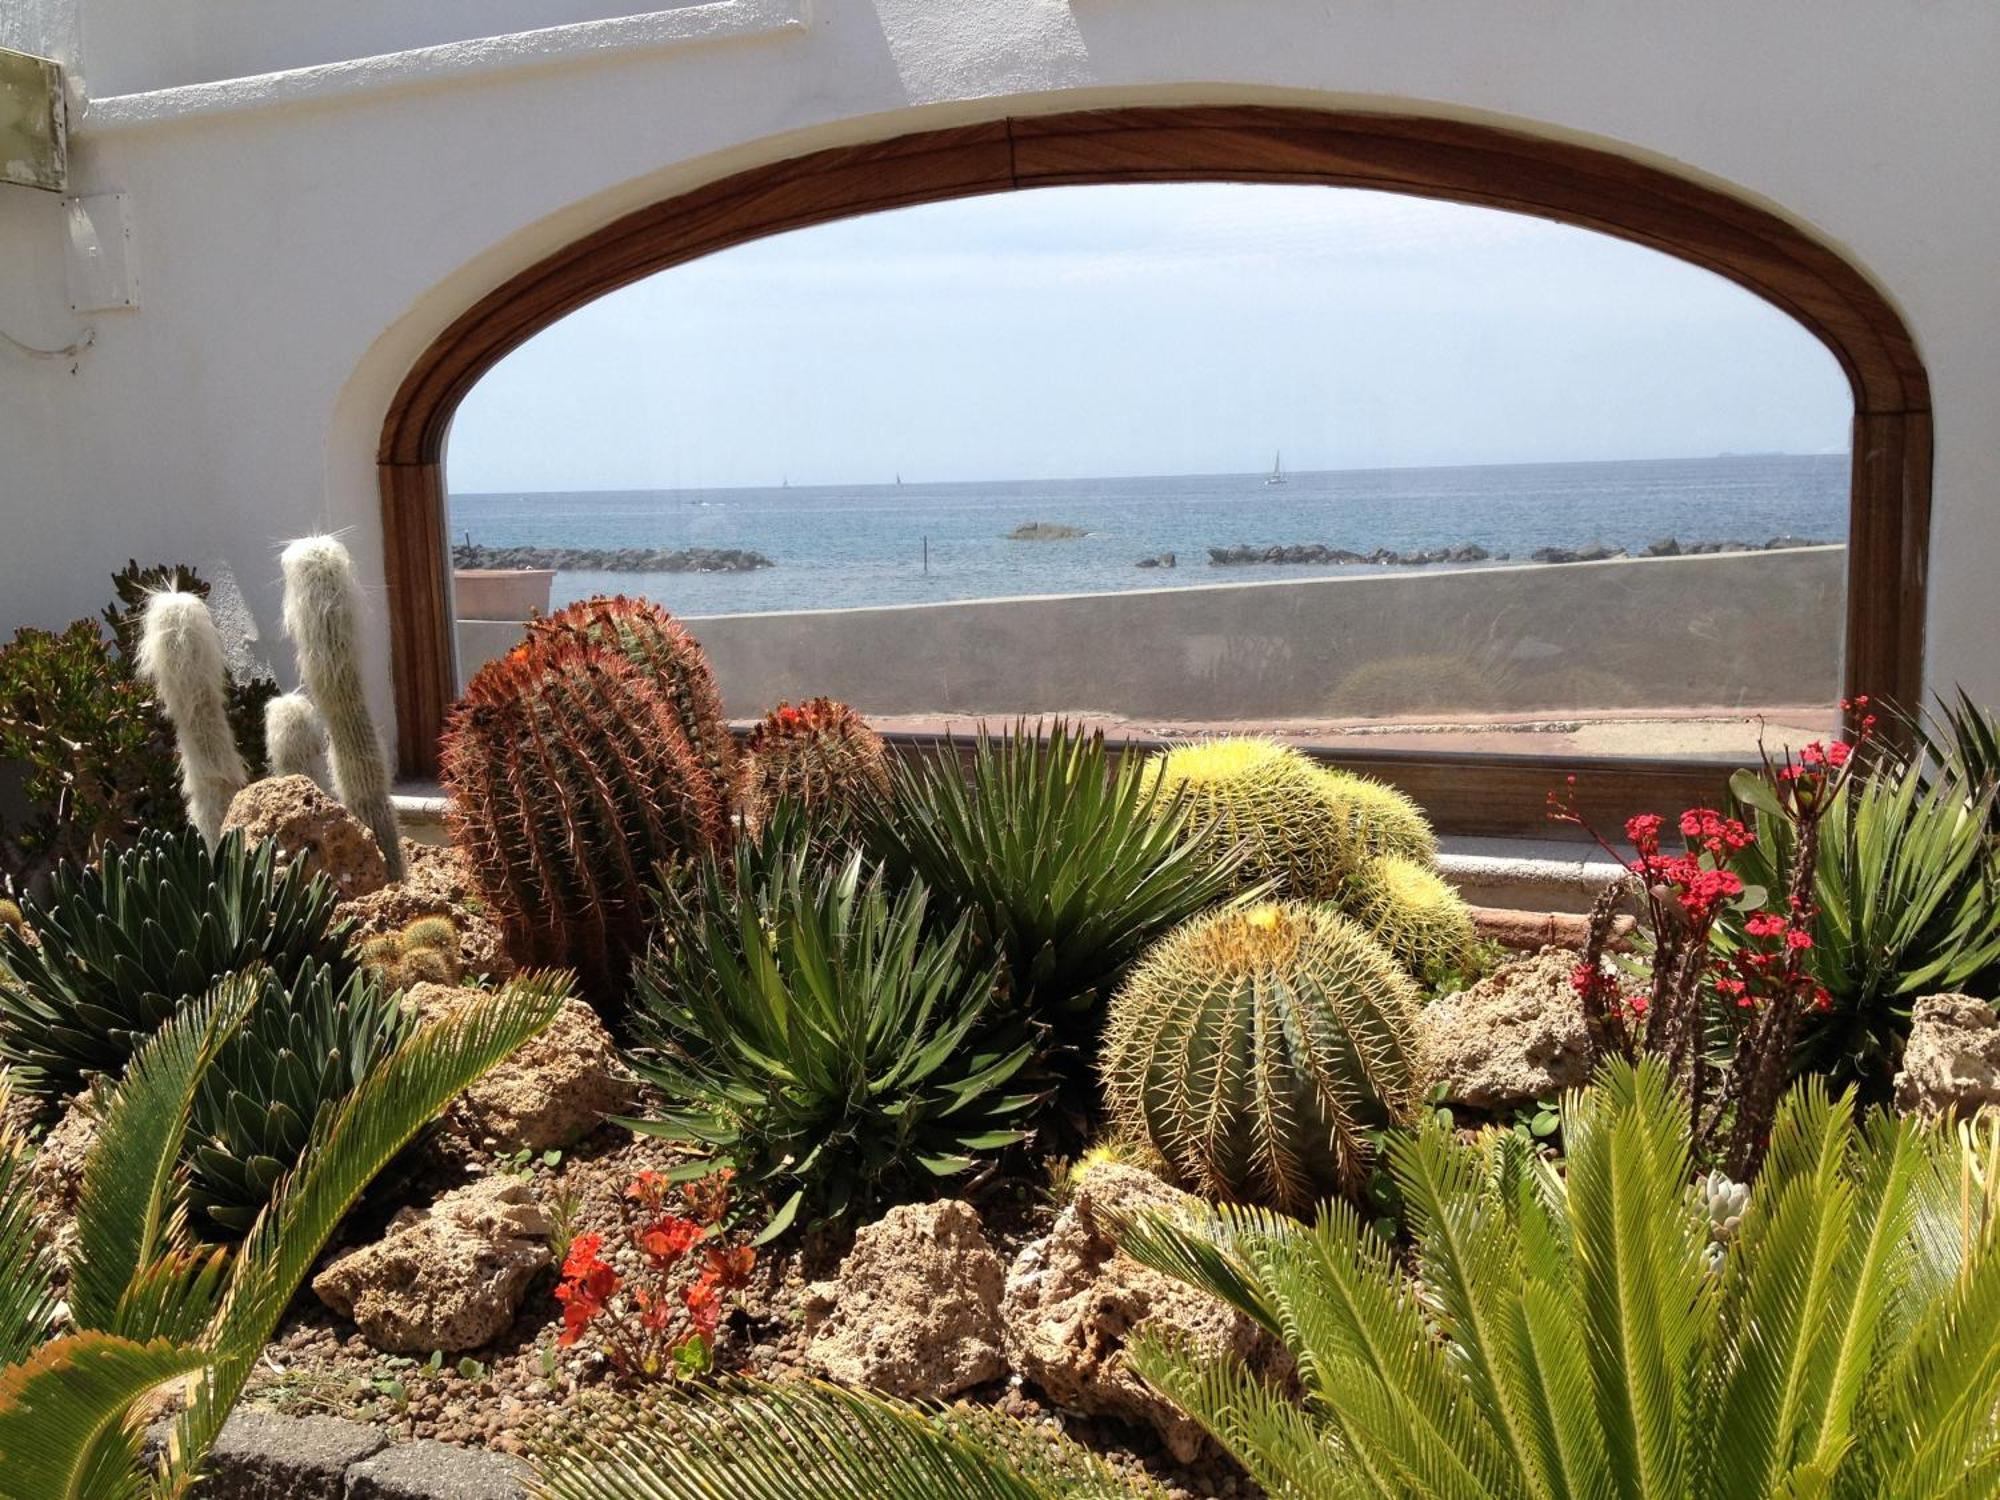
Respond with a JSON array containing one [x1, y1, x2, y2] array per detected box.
[[81, 0, 808, 135]]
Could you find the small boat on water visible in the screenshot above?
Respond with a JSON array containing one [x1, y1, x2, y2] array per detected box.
[[1264, 451, 1287, 486]]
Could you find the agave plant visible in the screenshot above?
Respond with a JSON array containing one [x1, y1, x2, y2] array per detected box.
[[0, 968, 567, 1497], [1918, 687, 2000, 835], [630, 824, 1035, 1235], [187, 962, 413, 1236], [1728, 756, 2000, 1090], [1118, 1059, 2000, 1500], [528, 1381, 1156, 1499], [866, 722, 1241, 1017], [0, 826, 355, 1104]]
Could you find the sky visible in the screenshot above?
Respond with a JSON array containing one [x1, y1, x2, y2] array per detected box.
[[447, 182, 1853, 494]]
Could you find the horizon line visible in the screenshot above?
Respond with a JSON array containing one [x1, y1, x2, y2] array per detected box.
[[450, 448, 1848, 498]]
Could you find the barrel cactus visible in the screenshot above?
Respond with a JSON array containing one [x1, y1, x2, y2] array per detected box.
[[441, 636, 729, 1006], [1139, 738, 1360, 900], [1102, 901, 1426, 1213], [1313, 766, 1439, 867], [0, 826, 355, 1104], [189, 961, 412, 1236], [1343, 852, 1475, 984], [527, 596, 736, 810], [740, 697, 892, 842]]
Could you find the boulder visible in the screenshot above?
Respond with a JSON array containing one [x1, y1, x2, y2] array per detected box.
[[405, 982, 631, 1153], [1420, 946, 1594, 1112], [1001, 1162, 1289, 1463], [801, 1199, 1007, 1401], [1894, 993, 2000, 1118], [340, 841, 514, 982], [222, 775, 388, 899], [313, 1176, 549, 1353]]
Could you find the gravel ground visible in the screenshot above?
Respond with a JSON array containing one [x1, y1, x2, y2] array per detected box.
[[242, 1122, 1262, 1497]]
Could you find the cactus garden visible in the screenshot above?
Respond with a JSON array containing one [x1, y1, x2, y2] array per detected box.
[[3, 548, 2000, 1498]]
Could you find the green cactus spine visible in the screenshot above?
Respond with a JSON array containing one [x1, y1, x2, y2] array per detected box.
[[135, 589, 250, 848], [741, 697, 892, 838], [264, 690, 333, 791], [280, 536, 404, 881], [1312, 765, 1440, 867], [527, 596, 735, 810], [1101, 901, 1426, 1213], [1343, 852, 1475, 984], [441, 636, 728, 1007], [1138, 737, 1359, 900]]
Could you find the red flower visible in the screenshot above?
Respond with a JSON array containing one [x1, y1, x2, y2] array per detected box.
[[683, 1279, 722, 1338], [637, 1214, 705, 1266], [702, 1244, 757, 1291]]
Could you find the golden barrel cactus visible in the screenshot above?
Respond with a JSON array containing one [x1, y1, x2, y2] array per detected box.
[[1311, 766, 1439, 867], [1139, 738, 1359, 900], [1102, 902, 1426, 1213], [1343, 853, 1475, 984]]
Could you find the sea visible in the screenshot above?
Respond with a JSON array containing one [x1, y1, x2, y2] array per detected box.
[[449, 452, 1848, 617]]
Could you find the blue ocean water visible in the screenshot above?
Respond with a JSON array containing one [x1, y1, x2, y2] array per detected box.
[[450, 453, 1847, 617]]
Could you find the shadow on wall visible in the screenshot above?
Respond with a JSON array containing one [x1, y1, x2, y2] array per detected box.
[[455, 546, 1846, 725]]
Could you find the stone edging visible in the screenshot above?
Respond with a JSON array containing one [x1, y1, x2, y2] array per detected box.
[[153, 1408, 529, 1498]]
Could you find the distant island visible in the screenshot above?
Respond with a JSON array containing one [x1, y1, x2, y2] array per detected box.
[[452, 543, 773, 573], [1008, 521, 1089, 540]]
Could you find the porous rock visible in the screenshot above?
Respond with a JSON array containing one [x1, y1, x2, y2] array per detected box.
[[312, 1176, 549, 1353], [222, 774, 389, 899], [1001, 1162, 1289, 1463], [801, 1199, 1007, 1400], [404, 982, 631, 1153], [1894, 993, 2000, 1118], [1421, 945, 1594, 1111], [25, 1093, 96, 1262], [341, 841, 514, 981]]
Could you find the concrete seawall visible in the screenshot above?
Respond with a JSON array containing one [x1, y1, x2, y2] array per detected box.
[[455, 545, 1845, 724]]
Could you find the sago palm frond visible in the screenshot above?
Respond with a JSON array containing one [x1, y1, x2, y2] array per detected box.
[[525, 1380, 1155, 1500], [159, 971, 569, 1493], [0, 1333, 210, 1500], [1120, 1059, 2000, 1500], [0, 1075, 60, 1367]]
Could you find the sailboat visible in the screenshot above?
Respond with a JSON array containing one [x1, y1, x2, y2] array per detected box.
[[1264, 451, 1287, 486]]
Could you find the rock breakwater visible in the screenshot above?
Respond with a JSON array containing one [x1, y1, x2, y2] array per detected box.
[[1208, 536, 1830, 568], [452, 543, 773, 573]]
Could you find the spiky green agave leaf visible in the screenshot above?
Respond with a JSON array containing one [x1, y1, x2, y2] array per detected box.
[[524, 1381, 1154, 1500]]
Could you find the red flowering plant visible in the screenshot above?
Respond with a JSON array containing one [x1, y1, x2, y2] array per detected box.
[[1549, 700, 1871, 1176], [552, 1167, 756, 1380]]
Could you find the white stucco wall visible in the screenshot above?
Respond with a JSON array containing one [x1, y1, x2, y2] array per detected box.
[[2, 0, 1996, 746]]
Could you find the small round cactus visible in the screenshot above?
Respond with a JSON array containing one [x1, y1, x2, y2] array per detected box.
[[1102, 901, 1426, 1213], [740, 697, 892, 840], [1138, 738, 1360, 900], [1342, 852, 1475, 985], [355, 914, 463, 990]]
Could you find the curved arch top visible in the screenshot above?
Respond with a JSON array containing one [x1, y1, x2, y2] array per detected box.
[[380, 104, 1931, 811]]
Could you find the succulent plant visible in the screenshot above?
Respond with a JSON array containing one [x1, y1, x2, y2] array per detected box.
[[355, 914, 464, 991], [441, 636, 729, 1009], [264, 690, 333, 789], [137, 590, 252, 848], [1138, 737, 1362, 900], [188, 960, 412, 1236], [1312, 765, 1439, 867], [0, 826, 356, 1104], [740, 697, 892, 843], [631, 826, 1032, 1230], [1341, 852, 1475, 985], [281, 536, 404, 881], [527, 596, 736, 811], [1101, 901, 1426, 1213]]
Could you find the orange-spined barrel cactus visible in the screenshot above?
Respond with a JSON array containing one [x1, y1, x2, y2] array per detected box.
[[740, 697, 892, 840], [441, 637, 728, 1006], [526, 596, 735, 811]]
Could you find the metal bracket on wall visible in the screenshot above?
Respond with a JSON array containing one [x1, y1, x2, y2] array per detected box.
[[0, 46, 66, 193]]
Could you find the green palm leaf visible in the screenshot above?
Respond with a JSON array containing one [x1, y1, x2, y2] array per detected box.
[[0, 1333, 209, 1500], [526, 1381, 1149, 1499], [0, 1077, 60, 1366]]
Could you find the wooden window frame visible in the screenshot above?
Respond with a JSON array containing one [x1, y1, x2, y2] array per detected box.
[[378, 105, 1930, 838]]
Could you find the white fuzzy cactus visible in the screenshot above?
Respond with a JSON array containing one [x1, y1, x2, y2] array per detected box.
[[264, 690, 333, 790], [280, 536, 404, 881], [136, 589, 250, 847]]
